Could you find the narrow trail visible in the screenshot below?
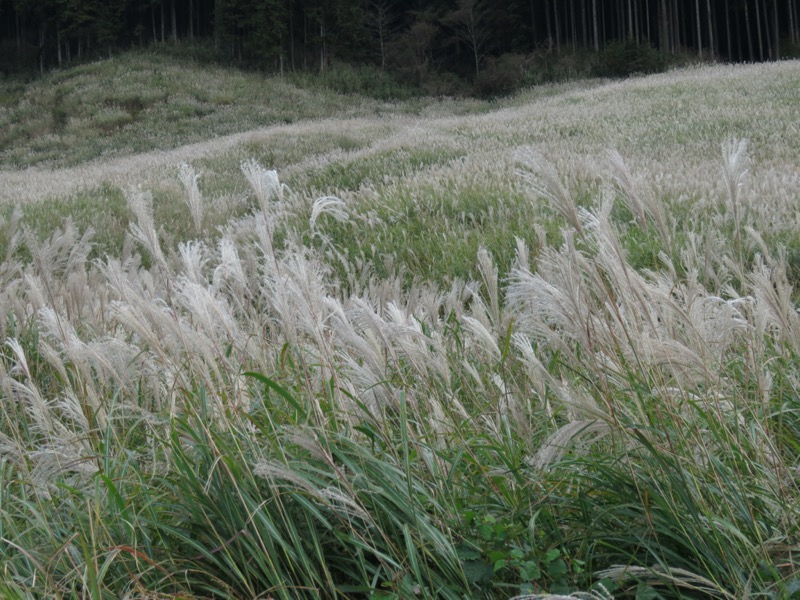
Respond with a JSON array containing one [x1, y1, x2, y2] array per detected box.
[[0, 125, 269, 205], [3, 60, 797, 207], [0, 113, 427, 205]]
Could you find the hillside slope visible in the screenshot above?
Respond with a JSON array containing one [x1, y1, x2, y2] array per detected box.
[[1, 59, 797, 208]]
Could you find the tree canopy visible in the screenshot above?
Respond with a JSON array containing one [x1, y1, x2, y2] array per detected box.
[[2, 0, 799, 80]]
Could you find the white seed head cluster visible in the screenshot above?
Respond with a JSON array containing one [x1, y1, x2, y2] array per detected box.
[[0, 60, 798, 493]]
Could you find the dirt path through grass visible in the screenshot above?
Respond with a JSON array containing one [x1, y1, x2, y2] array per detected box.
[[0, 113, 427, 205], [3, 60, 798, 208]]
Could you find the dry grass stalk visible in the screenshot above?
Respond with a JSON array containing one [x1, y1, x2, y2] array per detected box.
[[516, 147, 584, 236], [178, 162, 204, 233]]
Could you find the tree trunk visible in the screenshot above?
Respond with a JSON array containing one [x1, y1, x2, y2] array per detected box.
[[15, 11, 21, 58], [725, 2, 733, 59], [706, 0, 714, 58], [581, 0, 587, 47], [171, 0, 177, 42], [214, 0, 221, 50], [627, 0, 633, 39], [774, 0, 780, 58], [695, 0, 702, 57], [660, 0, 669, 52], [39, 23, 45, 74], [571, 0, 577, 52], [553, 0, 561, 53], [755, 0, 765, 60], [762, 0, 772, 58], [592, 0, 599, 51], [189, 0, 194, 40], [152, 3, 157, 43], [290, 0, 295, 71], [745, 0, 754, 59], [320, 21, 325, 73], [544, 0, 552, 47]]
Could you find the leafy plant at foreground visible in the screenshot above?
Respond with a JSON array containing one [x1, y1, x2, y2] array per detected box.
[[155, 381, 471, 599]]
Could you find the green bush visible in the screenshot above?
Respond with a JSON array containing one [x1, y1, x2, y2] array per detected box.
[[594, 39, 666, 78], [474, 54, 528, 97], [288, 63, 418, 101]]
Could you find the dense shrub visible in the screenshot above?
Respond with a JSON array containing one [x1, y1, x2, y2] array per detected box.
[[474, 53, 528, 97], [288, 63, 419, 101], [593, 39, 666, 77]]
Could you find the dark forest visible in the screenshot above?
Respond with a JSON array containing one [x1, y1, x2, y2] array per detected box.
[[3, 1, 800, 86]]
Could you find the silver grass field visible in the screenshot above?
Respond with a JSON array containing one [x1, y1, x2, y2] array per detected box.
[[1, 55, 800, 599]]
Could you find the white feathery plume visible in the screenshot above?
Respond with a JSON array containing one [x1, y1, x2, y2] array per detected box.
[[241, 159, 285, 215], [173, 276, 239, 346], [607, 149, 670, 245], [0, 206, 23, 267], [476, 246, 501, 327], [178, 162, 204, 233], [178, 240, 209, 284], [253, 212, 280, 275], [5, 377, 57, 438], [461, 315, 500, 362], [23, 272, 47, 313], [310, 196, 348, 232], [511, 236, 530, 273], [748, 255, 800, 353], [511, 332, 552, 418], [721, 138, 749, 213], [721, 138, 749, 248], [595, 565, 733, 599], [491, 373, 518, 424], [5, 337, 31, 379], [462, 360, 486, 393], [608, 149, 647, 228], [335, 297, 389, 374], [339, 353, 397, 415], [529, 419, 611, 470], [36, 307, 109, 427], [507, 585, 614, 600], [126, 187, 165, 268], [253, 461, 372, 523], [213, 237, 247, 295], [516, 146, 583, 235], [28, 440, 99, 490], [344, 296, 451, 389], [384, 301, 452, 386], [54, 389, 93, 433]]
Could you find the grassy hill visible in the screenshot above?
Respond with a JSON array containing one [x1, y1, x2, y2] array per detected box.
[[0, 50, 428, 170], [1, 53, 800, 598]]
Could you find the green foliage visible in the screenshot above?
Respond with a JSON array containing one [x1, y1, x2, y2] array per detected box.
[[594, 39, 666, 78], [0, 50, 393, 169], [13, 183, 130, 259], [156, 384, 471, 599], [287, 64, 418, 101], [456, 512, 584, 596]]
